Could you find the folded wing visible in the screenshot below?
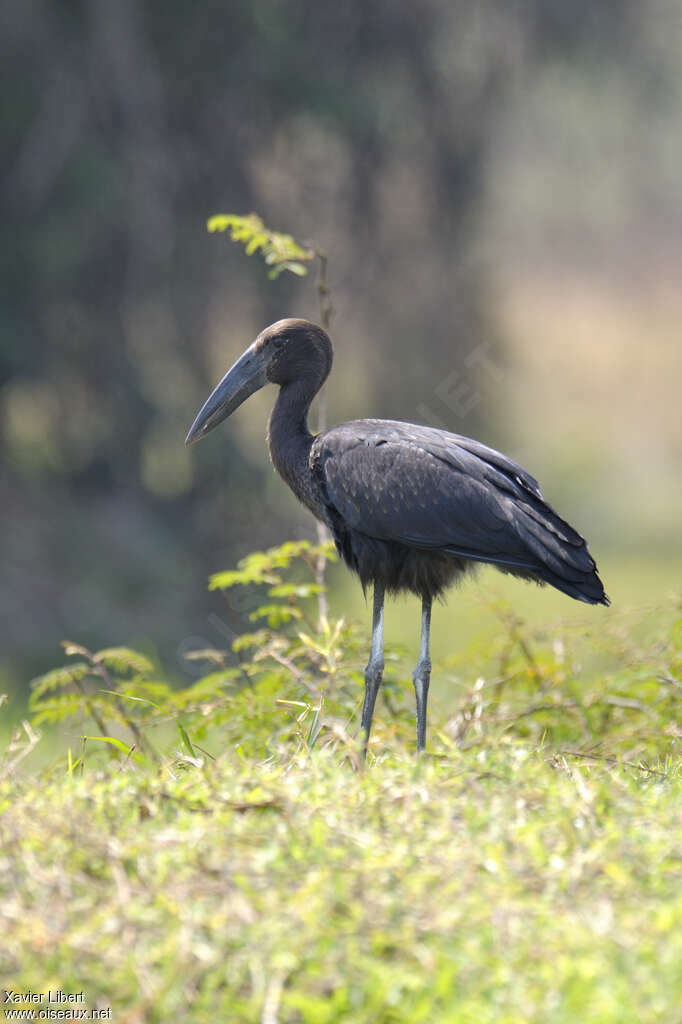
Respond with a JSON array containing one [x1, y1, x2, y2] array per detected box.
[[312, 419, 608, 604]]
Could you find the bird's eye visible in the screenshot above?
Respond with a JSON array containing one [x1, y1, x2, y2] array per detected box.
[[272, 335, 286, 347]]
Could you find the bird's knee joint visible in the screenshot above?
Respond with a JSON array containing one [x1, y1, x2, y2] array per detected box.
[[365, 659, 384, 685], [413, 658, 431, 682]]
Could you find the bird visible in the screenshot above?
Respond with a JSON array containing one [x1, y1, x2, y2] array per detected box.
[[186, 318, 609, 753]]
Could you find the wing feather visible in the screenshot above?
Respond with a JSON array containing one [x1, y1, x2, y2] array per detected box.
[[312, 419, 598, 585]]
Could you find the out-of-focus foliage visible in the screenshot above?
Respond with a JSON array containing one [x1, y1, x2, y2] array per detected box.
[[2, 0, 681, 686], [29, 541, 377, 763], [3, 587, 681, 1021], [26, 541, 681, 768], [8, 542, 681, 1017]]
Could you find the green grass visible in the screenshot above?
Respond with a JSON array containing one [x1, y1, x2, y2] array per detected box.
[[1, 567, 681, 1022], [1, 744, 680, 1022]]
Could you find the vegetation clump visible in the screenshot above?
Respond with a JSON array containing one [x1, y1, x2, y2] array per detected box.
[[1, 541, 680, 1021]]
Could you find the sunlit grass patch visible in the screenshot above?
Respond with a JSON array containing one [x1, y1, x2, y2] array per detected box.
[[1, 745, 680, 1022]]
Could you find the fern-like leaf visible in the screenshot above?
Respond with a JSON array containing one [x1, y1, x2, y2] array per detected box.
[[93, 648, 154, 676], [31, 693, 84, 726], [206, 213, 314, 280], [249, 604, 303, 627], [30, 663, 92, 701]]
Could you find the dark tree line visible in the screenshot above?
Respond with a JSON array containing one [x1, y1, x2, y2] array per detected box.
[[1, 0, 638, 680]]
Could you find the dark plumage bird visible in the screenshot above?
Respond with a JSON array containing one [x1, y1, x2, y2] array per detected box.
[[186, 319, 609, 752]]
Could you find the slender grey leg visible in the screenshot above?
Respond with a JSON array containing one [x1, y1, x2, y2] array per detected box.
[[361, 583, 385, 755], [413, 597, 432, 752]]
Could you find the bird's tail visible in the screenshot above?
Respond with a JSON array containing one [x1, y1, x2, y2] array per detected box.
[[512, 498, 610, 606]]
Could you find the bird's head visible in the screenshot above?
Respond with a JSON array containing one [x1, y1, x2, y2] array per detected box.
[[184, 318, 332, 446]]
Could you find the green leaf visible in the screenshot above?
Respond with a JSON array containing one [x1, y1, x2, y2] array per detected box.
[[183, 648, 229, 665], [100, 690, 162, 711], [176, 719, 196, 758], [232, 630, 269, 652], [209, 540, 321, 590], [30, 663, 92, 700], [93, 648, 154, 676], [268, 583, 325, 598], [83, 735, 134, 755], [249, 604, 303, 627], [267, 260, 308, 279], [62, 641, 91, 658], [170, 671, 239, 711], [66, 749, 82, 775], [245, 232, 268, 255], [209, 567, 277, 590], [30, 693, 85, 724], [206, 214, 232, 232], [206, 212, 314, 279]]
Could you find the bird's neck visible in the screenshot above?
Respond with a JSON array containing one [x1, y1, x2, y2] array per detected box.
[[267, 379, 320, 514]]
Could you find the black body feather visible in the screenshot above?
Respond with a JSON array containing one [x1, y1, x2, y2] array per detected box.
[[310, 419, 608, 605]]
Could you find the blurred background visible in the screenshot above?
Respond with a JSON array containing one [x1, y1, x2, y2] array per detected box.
[[2, 0, 681, 694]]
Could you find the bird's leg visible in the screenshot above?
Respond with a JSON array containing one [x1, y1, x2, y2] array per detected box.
[[413, 597, 432, 752], [361, 582, 385, 756]]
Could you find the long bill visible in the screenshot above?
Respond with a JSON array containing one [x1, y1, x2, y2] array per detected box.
[[185, 342, 269, 446]]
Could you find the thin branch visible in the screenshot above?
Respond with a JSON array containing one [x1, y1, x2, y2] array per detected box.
[[266, 650, 319, 696], [73, 677, 109, 738], [94, 662, 158, 761], [312, 247, 334, 630]]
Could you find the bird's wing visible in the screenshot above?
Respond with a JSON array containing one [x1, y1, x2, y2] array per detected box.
[[312, 419, 594, 579]]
